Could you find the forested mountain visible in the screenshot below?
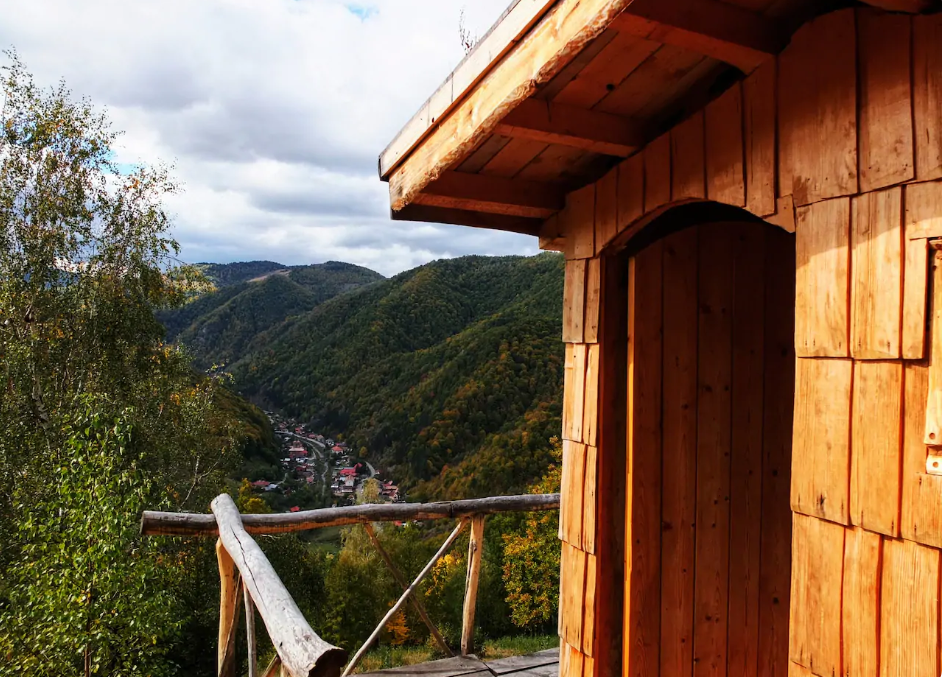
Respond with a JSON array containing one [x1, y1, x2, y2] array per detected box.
[[159, 261, 384, 368], [165, 254, 566, 500]]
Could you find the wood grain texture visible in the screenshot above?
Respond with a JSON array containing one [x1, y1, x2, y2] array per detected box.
[[671, 111, 706, 201], [560, 543, 588, 651], [914, 13, 942, 182], [645, 133, 672, 211], [585, 259, 601, 344], [596, 169, 618, 256], [624, 241, 663, 677], [728, 223, 765, 677], [851, 360, 903, 537], [694, 223, 733, 677], [851, 188, 903, 359], [904, 181, 942, 240], [841, 527, 881, 677], [564, 184, 596, 260], [927, 250, 942, 446], [778, 10, 857, 206], [791, 358, 852, 524], [757, 228, 795, 677], [795, 198, 851, 357], [744, 60, 776, 218], [618, 153, 645, 232], [583, 344, 600, 447], [901, 363, 942, 548], [583, 444, 598, 554], [561, 440, 587, 547], [583, 552, 597, 656], [880, 538, 940, 677], [563, 259, 587, 343], [706, 84, 745, 208], [563, 344, 587, 443], [659, 226, 699, 677], [902, 236, 928, 360], [857, 8, 914, 193], [788, 513, 844, 677]]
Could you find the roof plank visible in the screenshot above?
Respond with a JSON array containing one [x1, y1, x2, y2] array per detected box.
[[416, 171, 564, 218]]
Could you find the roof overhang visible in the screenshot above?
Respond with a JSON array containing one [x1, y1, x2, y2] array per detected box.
[[380, 0, 938, 237]]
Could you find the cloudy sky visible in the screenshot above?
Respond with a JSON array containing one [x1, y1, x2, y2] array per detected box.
[[0, 0, 540, 276]]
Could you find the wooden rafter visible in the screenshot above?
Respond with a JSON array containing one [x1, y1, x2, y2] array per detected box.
[[494, 99, 646, 157], [415, 170, 564, 219], [393, 204, 544, 236], [386, 0, 642, 213], [611, 0, 786, 73]]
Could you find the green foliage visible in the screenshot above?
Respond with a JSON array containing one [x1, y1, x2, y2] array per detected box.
[[500, 439, 562, 630]]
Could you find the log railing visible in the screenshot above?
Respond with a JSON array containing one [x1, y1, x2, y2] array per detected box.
[[142, 493, 560, 677]]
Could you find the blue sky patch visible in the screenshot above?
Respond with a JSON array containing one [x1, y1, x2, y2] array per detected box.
[[345, 4, 378, 21]]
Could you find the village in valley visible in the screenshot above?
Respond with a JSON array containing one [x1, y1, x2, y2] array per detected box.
[[249, 411, 401, 512]]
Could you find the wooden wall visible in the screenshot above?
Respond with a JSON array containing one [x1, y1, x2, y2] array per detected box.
[[556, 7, 942, 677]]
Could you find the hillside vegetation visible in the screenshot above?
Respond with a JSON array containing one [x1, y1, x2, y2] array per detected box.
[[158, 261, 383, 369], [163, 254, 566, 500]]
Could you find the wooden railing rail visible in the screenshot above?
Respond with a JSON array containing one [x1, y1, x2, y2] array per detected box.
[[212, 494, 347, 677], [141, 493, 560, 536], [142, 493, 560, 676]]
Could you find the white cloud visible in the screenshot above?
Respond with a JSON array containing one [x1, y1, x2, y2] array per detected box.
[[0, 0, 540, 275]]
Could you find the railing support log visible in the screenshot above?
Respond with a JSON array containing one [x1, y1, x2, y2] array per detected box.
[[341, 520, 469, 677], [460, 516, 485, 656], [142, 493, 560, 537], [262, 655, 282, 677], [362, 523, 454, 658], [216, 539, 242, 677], [212, 494, 348, 677], [245, 586, 258, 677]]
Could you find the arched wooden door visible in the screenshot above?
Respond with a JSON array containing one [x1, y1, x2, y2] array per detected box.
[[622, 221, 795, 677]]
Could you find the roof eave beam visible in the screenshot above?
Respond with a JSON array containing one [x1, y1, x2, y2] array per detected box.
[[493, 99, 646, 157], [612, 0, 787, 73], [391, 204, 544, 237], [415, 171, 564, 219]]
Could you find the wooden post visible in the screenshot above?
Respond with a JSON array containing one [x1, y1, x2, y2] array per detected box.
[[461, 515, 486, 655], [216, 539, 242, 677], [212, 494, 347, 677], [341, 520, 468, 677], [362, 523, 454, 657], [245, 587, 257, 677]]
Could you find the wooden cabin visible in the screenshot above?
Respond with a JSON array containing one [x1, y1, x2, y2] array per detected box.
[[380, 2, 942, 677]]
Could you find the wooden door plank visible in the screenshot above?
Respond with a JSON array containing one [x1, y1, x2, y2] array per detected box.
[[880, 538, 941, 677], [790, 358, 852, 524], [563, 184, 596, 260], [694, 223, 734, 677], [671, 111, 706, 201], [617, 153, 645, 232], [583, 552, 597, 656], [901, 363, 942, 548], [624, 241, 663, 677], [850, 360, 904, 537], [795, 198, 852, 357], [851, 188, 903, 359], [841, 527, 881, 677], [857, 8, 914, 193], [561, 440, 587, 547], [744, 61, 776, 218], [757, 227, 795, 677], [583, 444, 598, 554], [914, 14, 942, 182], [563, 344, 588, 442], [659, 226, 699, 677], [778, 10, 857, 206], [585, 259, 602, 344], [788, 514, 845, 677], [728, 223, 765, 677], [596, 169, 618, 256], [563, 259, 587, 343], [926, 249, 942, 446], [583, 344, 600, 447], [560, 543, 588, 655], [902, 237, 928, 360], [706, 85, 746, 208], [644, 133, 672, 212]]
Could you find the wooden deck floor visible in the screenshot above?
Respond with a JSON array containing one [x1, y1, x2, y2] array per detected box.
[[358, 648, 559, 677]]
